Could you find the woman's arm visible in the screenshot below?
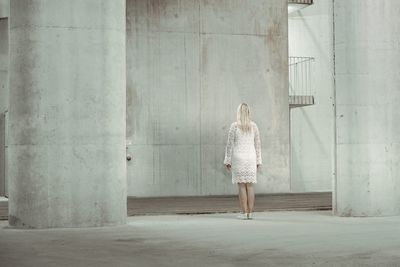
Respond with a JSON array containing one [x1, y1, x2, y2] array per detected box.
[[224, 123, 236, 166], [254, 123, 262, 166]]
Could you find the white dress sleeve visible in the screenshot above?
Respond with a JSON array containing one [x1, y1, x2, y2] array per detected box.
[[254, 123, 262, 165], [224, 123, 236, 165]]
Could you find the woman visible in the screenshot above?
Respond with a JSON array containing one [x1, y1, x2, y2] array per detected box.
[[224, 103, 262, 220]]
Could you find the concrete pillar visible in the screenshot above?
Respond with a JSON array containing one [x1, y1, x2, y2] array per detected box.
[[0, 17, 7, 113], [8, 1, 127, 228], [334, 0, 400, 216]]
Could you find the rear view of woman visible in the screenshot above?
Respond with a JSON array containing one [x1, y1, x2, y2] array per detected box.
[[224, 103, 262, 220]]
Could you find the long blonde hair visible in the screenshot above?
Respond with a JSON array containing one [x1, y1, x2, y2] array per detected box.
[[236, 103, 252, 133]]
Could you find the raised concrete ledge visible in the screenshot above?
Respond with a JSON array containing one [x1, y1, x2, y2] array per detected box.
[[0, 192, 332, 221]]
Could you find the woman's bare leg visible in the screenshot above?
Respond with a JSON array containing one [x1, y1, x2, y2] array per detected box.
[[246, 183, 255, 213], [238, 183, 248, 213]]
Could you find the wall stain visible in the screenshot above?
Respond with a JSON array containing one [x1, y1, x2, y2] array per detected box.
[[8, 215, 36, 229]]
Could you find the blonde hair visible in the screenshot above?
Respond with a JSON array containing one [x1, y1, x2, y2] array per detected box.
[[236, 103, 252, 133]]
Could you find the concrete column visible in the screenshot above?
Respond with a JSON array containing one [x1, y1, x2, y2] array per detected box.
[[8, 1, 127, 228], [334, 0, 400, 216], [0, 17, 7, 113]]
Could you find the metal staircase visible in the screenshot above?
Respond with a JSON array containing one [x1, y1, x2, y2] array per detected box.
[[288, 0, 314, 13], [289, 56, 315, 108]]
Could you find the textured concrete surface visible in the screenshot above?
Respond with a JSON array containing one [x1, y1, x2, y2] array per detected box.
[[288, 0, 334, 192], [126, 0, 290, 197], [334, 0, 400, 216], [7, 1, 127, 228], [1, 211, 400, 267]]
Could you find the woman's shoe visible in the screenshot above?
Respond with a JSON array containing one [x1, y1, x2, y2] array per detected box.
[[247, 212, 253, 220], [237, 212, 248, 220]]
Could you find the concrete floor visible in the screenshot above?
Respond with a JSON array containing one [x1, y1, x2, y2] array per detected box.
[[1, 211, 400, 267]]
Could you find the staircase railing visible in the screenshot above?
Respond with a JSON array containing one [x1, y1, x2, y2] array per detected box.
[[289, 56, 314, 97]]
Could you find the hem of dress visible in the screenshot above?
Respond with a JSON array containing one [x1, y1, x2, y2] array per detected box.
[[232, 181, 257, 184]]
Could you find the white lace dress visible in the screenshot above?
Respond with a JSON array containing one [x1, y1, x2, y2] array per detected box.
[[224, 121, 262, 184]]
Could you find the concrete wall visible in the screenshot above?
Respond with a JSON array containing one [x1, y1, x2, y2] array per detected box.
[[126, 0, 290, 197], [288, 0, 334, 192], [334, 0, 400, 216]]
